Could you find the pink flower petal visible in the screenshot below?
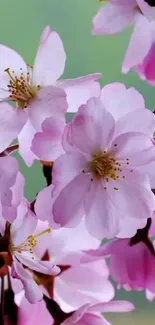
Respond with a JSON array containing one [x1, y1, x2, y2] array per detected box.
[[107, 170, 155, 220], [114, 108, 155, 137], [0, 210, 6, 235], [13, 259, 43, 303], [34, 185, 59, 227], [122, 14, 153, 73], [53, 152, 88, 187], [92, 3, 135, 35], [69, 98, 115, 154], [57, 264, 114, 307], [53, 173, 91, 227], [111, 132, 155, 166], [11, 172, 25, 207], [85, 181, 122, 239], [57, 218, 100, 252], [139, 161, 155, 188], [63, 311, 108, 325], [11, 207, 37, 246], [136, 0, 153, 20], [17, 297, 53, 325], [57, 74, 101, 113], [15, 251, 60, 275], [28, 86, 67, 130], [33, 27, 66, 86], [0, 103, 27, 153], [0, 44, 27, 100], [117, 217, 147, 238], [0, 155, 19, 189], [135, 39, 155, 85], [100, 83, 145, 121], [31, 117, 65, 161], [90, 300, 135, 313], [18, 120, 37, 167]]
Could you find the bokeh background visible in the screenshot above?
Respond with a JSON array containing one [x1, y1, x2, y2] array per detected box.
[[0, 0, 155, 323]]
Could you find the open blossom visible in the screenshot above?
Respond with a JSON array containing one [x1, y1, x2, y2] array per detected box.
[[34, 83, 155, 238], [52, 97, 155, 239], [0, 211, 60, 303], [30, 220, 114, 312], [0, 26, 101, 166], [92, 0, 154, 73]]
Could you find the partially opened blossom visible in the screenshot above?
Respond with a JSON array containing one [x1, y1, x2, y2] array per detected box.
[[98, 235, 155, 298], [52, 97, 155, 239], [0, 212, 60, 303], [92, 0, 154, 73], [0, 26, 101, 165], [31, 220, 114, 312]]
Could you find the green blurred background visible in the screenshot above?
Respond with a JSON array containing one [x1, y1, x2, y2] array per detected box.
[[0, 0, 155, 323]]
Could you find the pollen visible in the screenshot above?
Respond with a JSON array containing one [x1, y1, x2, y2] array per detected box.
[[90, 150, 130, 182], [90, 152, 118, 180], [5, 66, 40, 109], [11, 228, 51, 256], [27, 228, 51, 249]]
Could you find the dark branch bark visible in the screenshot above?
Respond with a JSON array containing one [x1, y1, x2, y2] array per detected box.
[[130, 218, 155, 256], [42, 165, 53, 186]]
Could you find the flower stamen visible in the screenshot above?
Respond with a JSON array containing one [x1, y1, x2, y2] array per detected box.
[[5, 66, 40, 108]]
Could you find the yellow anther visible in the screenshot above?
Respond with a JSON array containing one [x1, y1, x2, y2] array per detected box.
[[4, 66, 40, 108]]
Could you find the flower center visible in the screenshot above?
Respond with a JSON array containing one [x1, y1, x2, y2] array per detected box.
[[90, 152, 119, 180], [5, 66, 41, 108], [89, 150, 133, 190]]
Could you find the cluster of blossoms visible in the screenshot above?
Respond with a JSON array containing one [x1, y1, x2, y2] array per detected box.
[[1, 1, 155, 324]]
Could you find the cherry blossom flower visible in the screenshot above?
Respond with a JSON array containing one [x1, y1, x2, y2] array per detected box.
[[92, 0, 154, 73], [0, 26, 101, 165], [101, 237, 155, 299], [77, 216, 155, 300], [0, 212, 60, 303], [29, 220, 114, 312], [33, 83, 155, 238], [52, 97, 155, 239]]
